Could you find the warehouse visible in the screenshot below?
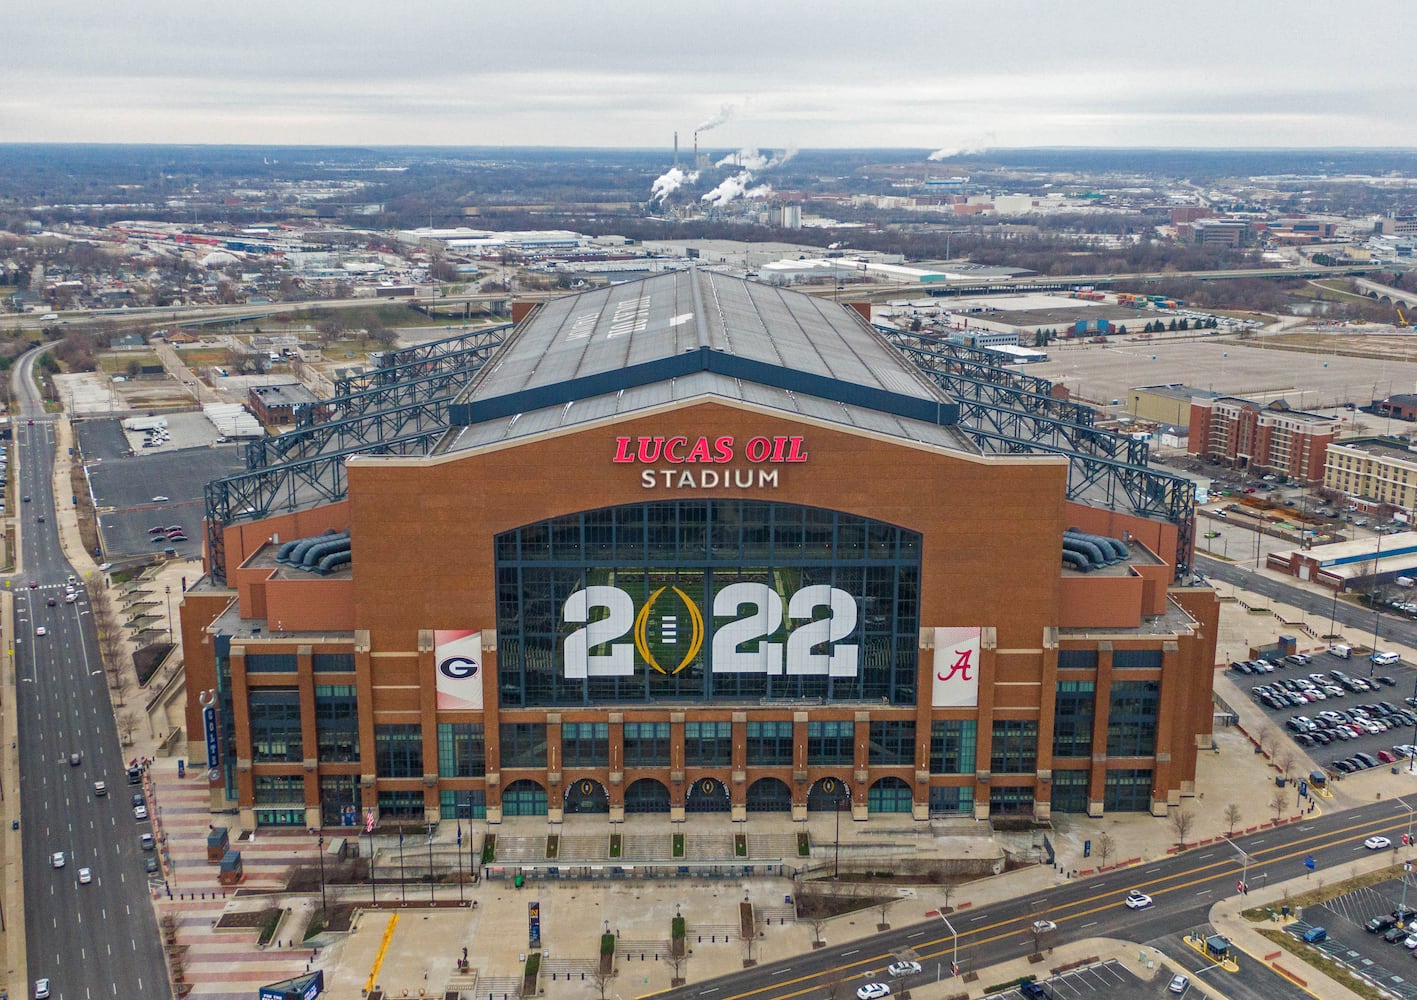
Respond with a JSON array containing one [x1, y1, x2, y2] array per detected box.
[[182, 270, 1218, 831]]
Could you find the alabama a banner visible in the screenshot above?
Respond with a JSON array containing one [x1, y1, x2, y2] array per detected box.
[[931, 627, 981, 708], [434, 630, 484, 710]]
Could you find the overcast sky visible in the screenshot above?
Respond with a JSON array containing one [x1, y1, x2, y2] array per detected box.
[[5, 0, 1416, 151]]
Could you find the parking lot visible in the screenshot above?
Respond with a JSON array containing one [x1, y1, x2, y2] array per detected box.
[[995, 960, 1153, 1000], [1224, 649, 1417, 782], [1287, 876, 1417, 999]]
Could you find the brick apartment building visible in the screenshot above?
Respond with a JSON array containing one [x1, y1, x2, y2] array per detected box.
[[1188, 396, 1337, 484]]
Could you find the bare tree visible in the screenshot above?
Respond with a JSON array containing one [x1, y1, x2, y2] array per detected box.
[[939, 881, 955, 912], [1096, 832, 1115, 869], [806, 914, 827, 949], [590, 968, 615, 1000], [742, 933, 760, 967], [1224, 804, 1242, 836], [876, 899, 894, 931], [1170, 809, 1195, 849], [1277, 751, 1297, 785], [1270, 789, 1288, 822], [667, 947, 686, 987], [118, 710, 140, 746], [1258, 724, 1278, 758]]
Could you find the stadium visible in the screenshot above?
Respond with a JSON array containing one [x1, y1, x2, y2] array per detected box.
[[180, 269, 1218, 830]]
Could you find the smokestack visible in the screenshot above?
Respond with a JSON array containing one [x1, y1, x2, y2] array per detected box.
[[693, 131, 698, 170], [674, 131, 679, 168]]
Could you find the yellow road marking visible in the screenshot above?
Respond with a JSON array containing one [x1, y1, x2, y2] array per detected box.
[[705, 808, 1415, 1000]]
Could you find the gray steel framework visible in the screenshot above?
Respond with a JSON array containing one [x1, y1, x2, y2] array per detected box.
[[202, 317, 1196, 587], [206, 430, 444, 583], [333, 328, 507, 398], [880, 328, 1194, 574], [245, 394, 457, 470]]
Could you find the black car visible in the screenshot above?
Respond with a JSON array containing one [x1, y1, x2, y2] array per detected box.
[[131, 792, 145, 808], [1367, 914, 1399, 933], [143, 856, 159, 875], [1384, 924, 1408, 943], [1377, 676, 1397, 688]]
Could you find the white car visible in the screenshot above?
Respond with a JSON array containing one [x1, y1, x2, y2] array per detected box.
[[134, 804, 149, 820], [1405, 934, 1417, 949], [151, 495, 169, 502], [886, 961, 921, 978], [1031, 919, 1057, 933], [1124, 890, 1153, 909], [34, 979, 50, 1000], [1167, 973, 1190, 993], [857, 984, 891, 1000], [34, 626, 47, 637], [77, 867, 92, 885], [50, 852, 64, 869], [1372, 651, 1401, 665], [1365, 836, 1392, 850]]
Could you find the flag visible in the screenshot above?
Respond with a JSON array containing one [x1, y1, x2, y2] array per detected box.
[[457, 823, 463, 847], [399, 825, 404, 845]]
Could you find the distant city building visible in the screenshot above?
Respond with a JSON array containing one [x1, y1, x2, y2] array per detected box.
[[1378, 217, 1417, 238], [248, 383, 325, 426], [1373, 394, 1417, 421], [946, 329, 1018, 350], [1181, 220, 1249, 247], [1188, 397, 1336, 484]]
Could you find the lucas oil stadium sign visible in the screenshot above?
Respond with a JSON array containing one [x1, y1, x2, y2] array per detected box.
[[614, 434, 807, 489]]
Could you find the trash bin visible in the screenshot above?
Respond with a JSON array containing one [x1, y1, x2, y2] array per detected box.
[[1276, 776, 1286, 787]]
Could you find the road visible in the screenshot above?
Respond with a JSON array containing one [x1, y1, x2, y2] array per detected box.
[[11, 348, 170, 999], [1196, 553, 1417, 652], [664, 800, 1417, 1000]]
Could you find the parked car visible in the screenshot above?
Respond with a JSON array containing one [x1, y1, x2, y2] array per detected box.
[[1124, 890, 1153, 909]]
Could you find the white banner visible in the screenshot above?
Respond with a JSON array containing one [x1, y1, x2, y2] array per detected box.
[[434, 630, 484, 710], [931, 627, 981, 707]]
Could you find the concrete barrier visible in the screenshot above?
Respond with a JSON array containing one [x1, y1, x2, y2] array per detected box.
[[1271, 962, 1307, 987]]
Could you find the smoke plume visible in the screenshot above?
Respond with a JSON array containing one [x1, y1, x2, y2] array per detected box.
[[714, 147, 797, 171], [650, 166, 699, 203], [701, 171, 773, 206], [694, 104, 736, 134], [928, 134, 995, 160]]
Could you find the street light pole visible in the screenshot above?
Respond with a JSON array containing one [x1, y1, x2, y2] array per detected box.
[[1329, 588, 1340, 641], [1223, 837, 1251, 895], [938, 912, 959, 977], [165, 585, 173, 643]]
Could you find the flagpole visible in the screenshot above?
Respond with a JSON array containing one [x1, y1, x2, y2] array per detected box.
[[399, 823, 407, 905], [427, 823, 435, 904]]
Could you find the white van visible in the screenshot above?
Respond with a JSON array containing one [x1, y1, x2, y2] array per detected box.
[[1328, 644, 1353, 659]]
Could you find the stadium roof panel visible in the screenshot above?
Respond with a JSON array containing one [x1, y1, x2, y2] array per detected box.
[[439, 269, 968, 454]]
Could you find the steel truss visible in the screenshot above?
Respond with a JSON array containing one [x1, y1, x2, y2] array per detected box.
[[879, 327, 1194, 575], [206, 430, 443, 584], [353, 325, 510, 388], [245, 395, 456, 470]]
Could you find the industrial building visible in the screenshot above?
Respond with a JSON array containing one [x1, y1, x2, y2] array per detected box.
[[1188, 396, 1336, 484], [1127, 385, 1218, 428], [183, 271, 1214, 831]]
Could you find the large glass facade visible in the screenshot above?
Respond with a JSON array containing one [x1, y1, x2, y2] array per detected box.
[[249, 689, 303, 763], [1052, 681, 1095, 759], [1106, 681, 1160, 757], [929, 720, 976, 774], [315, 685, 360, 763], [495, 501, 921, 706], [990, 720, 1038, 774]]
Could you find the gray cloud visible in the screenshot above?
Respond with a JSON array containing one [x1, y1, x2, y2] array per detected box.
[[4, 0, 1416, 146]]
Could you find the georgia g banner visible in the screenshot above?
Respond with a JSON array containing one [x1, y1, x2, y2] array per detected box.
[[434, 630, 484, 710], [931, 627, 981, 707]]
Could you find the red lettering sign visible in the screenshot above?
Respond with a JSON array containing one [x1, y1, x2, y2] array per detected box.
[[936, 649, 974, 683], [612, 435, 806, 464]]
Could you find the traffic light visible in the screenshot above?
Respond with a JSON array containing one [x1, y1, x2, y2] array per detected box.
[[950, 962, 960, 977], [1237, 879, 1247, 894], [1404, 833, 1411, 846]]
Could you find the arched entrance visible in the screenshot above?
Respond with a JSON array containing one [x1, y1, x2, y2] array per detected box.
[[807, 776, 850, 812], [624, 778, 670, 814], [685, 776, 731, 813], [564, 778, 610, 814], [868, 776, 913, 814], [746, 777, 793, 813], [503, 779, 548, 817]]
